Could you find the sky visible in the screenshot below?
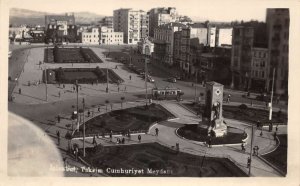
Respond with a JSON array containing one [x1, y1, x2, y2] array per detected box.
[[3, 0, 276, 22]]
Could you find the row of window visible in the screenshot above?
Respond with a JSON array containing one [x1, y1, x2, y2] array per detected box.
[[252, 70, 265, 78]]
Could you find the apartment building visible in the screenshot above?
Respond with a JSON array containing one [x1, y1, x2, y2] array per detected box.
[[99, 16, 114, 28], [148, 7, 178, 37], [216, 27, 232, 47], [266, 8, 289, 96], [230, 26, 254, 90], [113, 8, 149, 44]]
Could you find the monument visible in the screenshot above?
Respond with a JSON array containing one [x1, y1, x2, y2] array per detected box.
[[202, 81, 227, 137]]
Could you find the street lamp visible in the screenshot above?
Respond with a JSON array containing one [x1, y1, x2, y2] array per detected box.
[[269, 68, 276, 121], [44, 67, 48, 101], [74, 80, 80, 130], [82, 98, 86, 157], [144, 45, 150, 105]]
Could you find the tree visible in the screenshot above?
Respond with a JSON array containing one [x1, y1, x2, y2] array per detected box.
[[105, 100, 109, 113], [120, 96, 125, 109]]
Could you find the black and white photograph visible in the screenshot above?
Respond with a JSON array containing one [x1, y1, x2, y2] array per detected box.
[[0, 0, 299, 185]]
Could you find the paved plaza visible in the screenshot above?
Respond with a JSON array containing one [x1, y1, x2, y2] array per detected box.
[[11, 47, 154, 104]]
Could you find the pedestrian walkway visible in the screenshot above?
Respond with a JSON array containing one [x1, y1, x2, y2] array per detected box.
[[45, 100, 286, 177], [10, 47, 154, 104]]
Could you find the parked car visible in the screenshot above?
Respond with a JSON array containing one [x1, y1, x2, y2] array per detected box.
[[167, 77, 177, 83]]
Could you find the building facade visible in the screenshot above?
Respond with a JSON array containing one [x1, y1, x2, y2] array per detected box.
[[231, 26, 254, 90], [137, 38, 154, 56], [266, 8, 289, 96], [81, 27, 99, 44], [250, 47, 269, 91], [148, 7, 178, 37], [113, 9, 149, 44], [99, 16, 114, 28], [153, 23, 186, 66], [45, 13, 77, 43], [216, 27, 233, 47], [99, 26, 123, 45]]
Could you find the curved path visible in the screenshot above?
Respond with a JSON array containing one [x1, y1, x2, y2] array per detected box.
[[66, 100, 283, 177]]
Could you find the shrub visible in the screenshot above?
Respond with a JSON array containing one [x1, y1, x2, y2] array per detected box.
[[239, 104, 248, 110]]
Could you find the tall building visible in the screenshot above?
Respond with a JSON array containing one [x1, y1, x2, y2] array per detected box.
[[148, 7, 178, 37], [230, 26, 254, 90], [250, 47, 269, 91], [153, 22, 186, 66], [113, 8, 149, 44], [45, 13, 77, 43], [266, 8, 289, 96]]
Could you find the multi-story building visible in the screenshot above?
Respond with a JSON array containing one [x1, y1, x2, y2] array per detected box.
[[99, 26, 123, 45], [266, 8, 289, 96], [45, 13, 77, 43], [153, 22, 186, 66], [98, 16, 114, 28], [230, 26, 254, 90], [113, 9, 149, 44], [250, 47, 269, 91], [81, 27, 99, 44], [148, 7, 178, 37], [140, 11, 149, 40]]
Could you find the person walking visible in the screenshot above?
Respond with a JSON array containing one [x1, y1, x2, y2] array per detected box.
[[57, 115, 61, 123], [109, 131, 113, 142], [98, 106, 100, 112], [138, 135, 141, 142], [56, 130, 60, 145], [129, 75, 132, 80], [19, 88, 21, 94], [58, 91, 61, 98], [92, 135, 97, 146], [247, 157, 251, 168], [121, 138, 125, 144], [241, 142, 245, 151], [155, 128, 159, 136]]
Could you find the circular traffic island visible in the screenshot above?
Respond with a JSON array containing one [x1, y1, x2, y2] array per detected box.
[[177, 124, 247, 145]]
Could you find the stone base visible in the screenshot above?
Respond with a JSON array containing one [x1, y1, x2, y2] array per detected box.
[[212, 123, 227, 137]]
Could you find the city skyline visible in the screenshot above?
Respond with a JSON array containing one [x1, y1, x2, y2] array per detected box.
[[7, 0, 271, 22]]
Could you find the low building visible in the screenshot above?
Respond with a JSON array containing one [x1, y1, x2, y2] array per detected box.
[[137, 38, 154, 56], [81, 27, 99, 44], [29, 30, 45, 43], [99, 26, 123, 45]]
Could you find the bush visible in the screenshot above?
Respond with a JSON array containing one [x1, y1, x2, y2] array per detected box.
[[239, 104, 248, 110]]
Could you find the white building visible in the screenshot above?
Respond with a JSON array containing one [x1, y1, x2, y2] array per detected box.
[[81, 27, 99, 44], [216, 28, 232, 46], [99, 26, 123, 45], [113, 8, 149, 44], [138, 38, 154, 56]]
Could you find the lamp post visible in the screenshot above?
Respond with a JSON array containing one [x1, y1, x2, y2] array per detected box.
[[82, 98, 86, 157], [194, 70, 198, 103], [75, 80, 79, 130], [44, 67, 48, 101], [144, 45, 150, 105], [248, 124, 255, 176]]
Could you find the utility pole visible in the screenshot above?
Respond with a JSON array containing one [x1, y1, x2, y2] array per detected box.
[[269, 68, 275, 121], [76, 80, 79, 130], [248, 125, 254, 176], [44, 67, 48, 101], [82, 98, 86, 157], [194, 70, 198, 102], [145, 57, 148, 105], [106, 67, 109, 93]]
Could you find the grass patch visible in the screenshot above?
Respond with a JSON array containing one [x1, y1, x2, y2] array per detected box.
[[76, 103, 174, 136], [262, 134, 287, 175], [81, 143, 247, 177], [44, 47, 103, 63]]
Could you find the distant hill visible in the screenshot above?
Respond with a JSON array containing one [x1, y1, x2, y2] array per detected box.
[[9, 8, 105, 26]]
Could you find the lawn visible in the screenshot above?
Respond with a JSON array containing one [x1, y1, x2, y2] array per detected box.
[[44, 47, 103, 63], [81, 143, 247, 177], [46, 67, 123, 84], [183, 103, 287, 125], [262, 134, 287, 175], [76, 103, 174, 136], [177, 125, 246, 145]]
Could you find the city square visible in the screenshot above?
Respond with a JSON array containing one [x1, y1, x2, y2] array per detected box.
[[4, 1, 292, 180]]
